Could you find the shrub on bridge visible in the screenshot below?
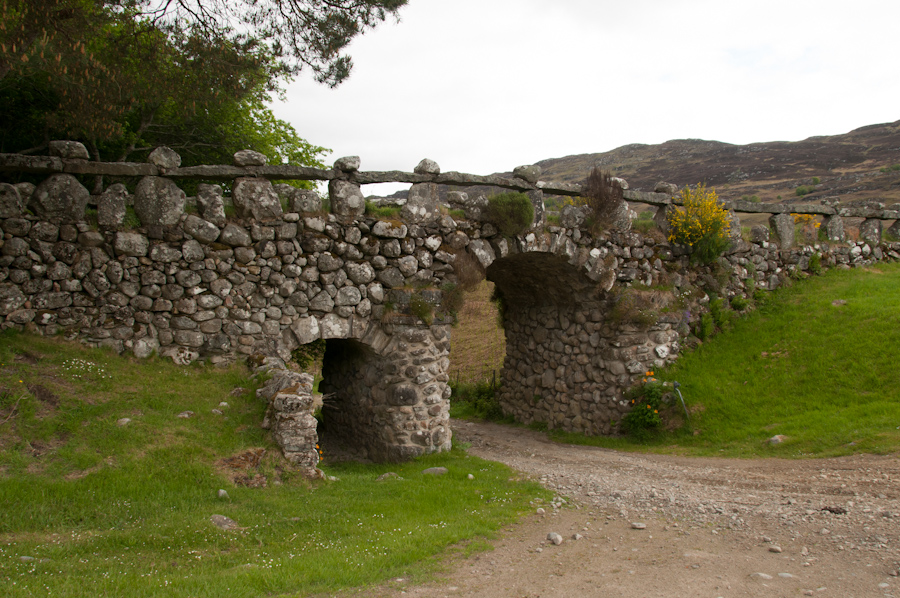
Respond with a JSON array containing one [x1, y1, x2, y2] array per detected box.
[[667, 183, 732, 264], [581, 167, 625, 234], [485, 192, 534, 237]]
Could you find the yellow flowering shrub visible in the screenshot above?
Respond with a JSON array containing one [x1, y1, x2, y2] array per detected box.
[[793, 213, 821, 243], [667, 183, 732, 263]]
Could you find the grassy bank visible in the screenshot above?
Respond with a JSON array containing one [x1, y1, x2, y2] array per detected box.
[[0, 333, 548, 597], [550, 262, 900, 457]]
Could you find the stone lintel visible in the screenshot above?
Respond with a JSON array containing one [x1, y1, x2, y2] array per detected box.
[[537, 181, 582, 196], [167, 164, 335, 180], [0, 153, 64, 173], [353, 171, 435, 184], [64, 161, 157, 176], [623, 190, 671, 206], [434, 172, 536, 191]]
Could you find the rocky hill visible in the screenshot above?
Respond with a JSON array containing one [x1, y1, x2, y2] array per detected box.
[[382, 120, 900, 211], [533, 120, 900, 207]]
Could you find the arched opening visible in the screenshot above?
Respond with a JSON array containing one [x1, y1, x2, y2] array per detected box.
[[302, 320, 454, 463], [317, 338, 381, 462]]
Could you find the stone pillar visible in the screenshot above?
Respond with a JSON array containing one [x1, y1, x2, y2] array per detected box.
[[725, 210, 743, 246], [887, 220, 900, 240], [528, 189, 545, 230], [328, 180, 365, 217], [257, 367, 320, 476], [653, 205, 675, 238], [769, 213, 794, 249], [134, 176, 185, 226], [821, 215, 845, 242], [401, 182, 440, 224], [330, 155, 365, 217], [859, 218, 882, 245], [233, 177, 283, 221]]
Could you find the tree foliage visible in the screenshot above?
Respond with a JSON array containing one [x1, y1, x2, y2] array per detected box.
[[146, 0, 407, 87], [0, 0, 403, 165]]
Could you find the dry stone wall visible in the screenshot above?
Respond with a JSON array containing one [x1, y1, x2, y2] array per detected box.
[[491, 223, 900, 435], [2, 143, 900, 456]]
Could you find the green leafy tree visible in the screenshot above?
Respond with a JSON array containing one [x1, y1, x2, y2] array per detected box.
[[0, 0, 404, 165]]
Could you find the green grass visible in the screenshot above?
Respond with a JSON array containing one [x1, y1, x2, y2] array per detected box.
[[0, 333, 548, 597], [549, 263, 900, 458], [364, 200, 401, 219]]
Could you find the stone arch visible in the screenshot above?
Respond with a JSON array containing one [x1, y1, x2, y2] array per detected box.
[[486, 250, 626, 435], [312, 316, 453, 462]]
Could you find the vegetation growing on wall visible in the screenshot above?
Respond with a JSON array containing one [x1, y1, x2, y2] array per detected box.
[[667, 183, 732, 264], [580, 167, 624, 234], [484, 191, 534, 237]]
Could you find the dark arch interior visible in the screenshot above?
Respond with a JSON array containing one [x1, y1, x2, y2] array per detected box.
[[317, 338, 380, 462], [486, 252, 602, 309]]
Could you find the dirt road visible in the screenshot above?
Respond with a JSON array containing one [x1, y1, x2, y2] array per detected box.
[[358, 420, 900, 598]]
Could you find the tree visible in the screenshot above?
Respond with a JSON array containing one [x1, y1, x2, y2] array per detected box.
[[145, 0, 408, 87], [0, 0, 405, 165]]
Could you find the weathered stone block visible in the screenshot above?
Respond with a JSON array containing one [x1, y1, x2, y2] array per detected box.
[[769, 213, 794, 249], [401, 183, 440, 224], [233, 177, 283, 222], [134, 176, 185, 226], [0, 183, 24, 218], [114, 232, 149, 257], [30, 174, 90, 222], [328, 180, 364, 217], [196, 184, 227, 227], [98, 183, 127, 228]]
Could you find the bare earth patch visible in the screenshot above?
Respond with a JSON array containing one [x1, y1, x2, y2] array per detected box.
[[354, 420, 900, 598]]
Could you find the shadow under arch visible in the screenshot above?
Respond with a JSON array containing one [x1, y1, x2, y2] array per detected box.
[[315, 318, 453, 463]]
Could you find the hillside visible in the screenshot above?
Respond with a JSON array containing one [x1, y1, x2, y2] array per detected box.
[[533, 120, 900, 206], [383, 120, 900, 208]]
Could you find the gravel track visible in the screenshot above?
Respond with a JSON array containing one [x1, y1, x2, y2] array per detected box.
[[355, 420, 900, 598]]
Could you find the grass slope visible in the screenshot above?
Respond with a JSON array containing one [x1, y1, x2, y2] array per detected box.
[[552, 263, 900, 457], [0, 333, 548, 597], [447, 281, 505, 385]]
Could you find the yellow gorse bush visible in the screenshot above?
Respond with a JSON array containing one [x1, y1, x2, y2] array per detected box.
[[667, 183, 732, 263]]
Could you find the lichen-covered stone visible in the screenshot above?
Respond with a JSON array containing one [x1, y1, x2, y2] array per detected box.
[[769, 213, 794, 249], [197, 184, 227, 227], [98, 183, 128, 228], [414, 158, 440, 175], [513, 164, 541, 184], [183, 215, 220, 243], [328, 180, 364, 217], [49, 140, 89, 160], [334, 155, 360, 172], [233, 150, 267, 166], [233, 178, 283, 221], [220, 224, 252, 247], [134, 176, 185, 226], [148, 146, 181, 170], [30, 174, 90, 222], [0, 183, 24, 218], [401, 183, 440, 224]]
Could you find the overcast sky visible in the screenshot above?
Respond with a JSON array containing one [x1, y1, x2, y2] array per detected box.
[[271, 0, 900, 195]]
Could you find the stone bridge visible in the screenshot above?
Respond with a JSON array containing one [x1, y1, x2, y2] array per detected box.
[[1, 142, 898, 469]]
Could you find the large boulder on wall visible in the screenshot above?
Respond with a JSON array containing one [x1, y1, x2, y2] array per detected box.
[[29, 174, 90, 222]]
